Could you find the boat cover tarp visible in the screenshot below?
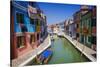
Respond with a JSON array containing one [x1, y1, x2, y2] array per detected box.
[[41, 50, 52, 59]]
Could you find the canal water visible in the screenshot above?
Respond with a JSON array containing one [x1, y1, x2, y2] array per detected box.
[[26, 35, 90, 66], [48, 35, 90, 64]]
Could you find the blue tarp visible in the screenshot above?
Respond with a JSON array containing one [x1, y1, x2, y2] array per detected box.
[[41, 50, 52, 59]]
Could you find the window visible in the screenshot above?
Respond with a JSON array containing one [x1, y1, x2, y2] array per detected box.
[[81, 21, 84, 28], [77, 24, 79, 28], [16, 13, 24, 24], [17, 36, 25, 48], [41, 32, 43, 38], [87, 19, 90, 28], [92, 36, 96, 44], [89, 19, 91, 26], [21, 25, 27, 32], [81, 35, 84, 43], [30, 35, 35, 44], [88, 36, 91, 43], [35, 19, 38, 25], [35, 19, 40, 26], [88, 19, 92, 33], [30, 18, 35, 25], [84, 20, 87, 26], [38, 20, 40, 26], [80, 22, 82, 28], [76, 33, 79, 37], [37, 33, 39, 40], [92, 19, 96, 26], [40, 21, 43, 26]]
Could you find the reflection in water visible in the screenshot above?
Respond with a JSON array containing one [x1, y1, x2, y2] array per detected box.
[[48, 35, 90, 64]]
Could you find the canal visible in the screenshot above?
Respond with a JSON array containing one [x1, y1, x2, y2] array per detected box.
[[48, 35, 90, 64], [26, 35, 90, 66]]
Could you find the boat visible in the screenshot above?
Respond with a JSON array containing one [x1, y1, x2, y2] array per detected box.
[[36, 48, 53, 64], [50, 35, 55, 41]]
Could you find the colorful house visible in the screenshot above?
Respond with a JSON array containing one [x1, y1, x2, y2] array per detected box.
[[68, 19, 76, 38], [64, 19, 76, 39], [64, 20, 69, 35], [11, 1, 47, 60], [79, 6, 96, 50], [73, 11, 81, 40]]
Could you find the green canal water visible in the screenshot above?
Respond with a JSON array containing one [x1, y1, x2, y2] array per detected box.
[[26, 35, 90, 65], [48, 35, 90, 64]]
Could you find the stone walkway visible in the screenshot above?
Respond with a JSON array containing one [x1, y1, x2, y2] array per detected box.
[[12, 35, 51, 67], [57, 32, 96, 62]]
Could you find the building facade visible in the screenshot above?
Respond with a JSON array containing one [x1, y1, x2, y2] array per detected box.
[[64, 19, 76, 39], [68, 19, 76, 38], [64, 20, 69, 35], [91, 6, 96, 51], [73, 11, 81, 40], [79, 6, 96, 50], [11, 1, 47, 60]]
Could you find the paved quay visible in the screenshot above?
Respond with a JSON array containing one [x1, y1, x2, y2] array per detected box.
[[57, 31, 96, 62], [12, 35, 51, 67]]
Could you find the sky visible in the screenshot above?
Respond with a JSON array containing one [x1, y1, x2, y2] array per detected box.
[[37, 2, 81, 25], [13, 1, 94, 25]]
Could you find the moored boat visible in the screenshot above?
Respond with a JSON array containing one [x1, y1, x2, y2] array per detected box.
[[36, 48, 53, 64]]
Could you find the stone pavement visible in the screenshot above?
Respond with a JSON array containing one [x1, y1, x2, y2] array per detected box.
[[12, 35, 51, 67], [57, 32, 96, 62]]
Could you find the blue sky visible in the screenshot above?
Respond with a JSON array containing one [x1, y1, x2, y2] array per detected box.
[[14, 1, 94, 25], [37, 2, 81, 25]]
